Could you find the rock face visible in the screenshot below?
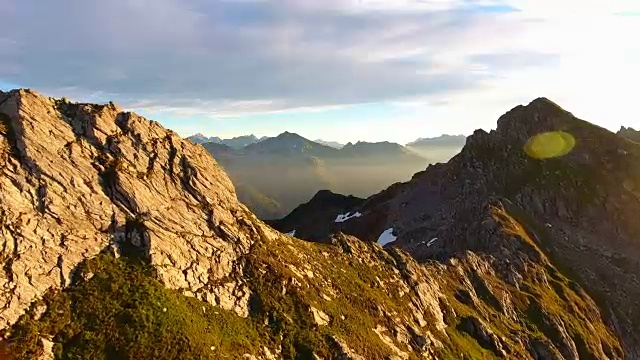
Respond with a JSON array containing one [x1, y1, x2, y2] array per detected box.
[[0, 91, 631, 359], [266, 190, 364, 241], [617, 126, 640, 143], [0, 89, 267, 329], [275, 98, 640, 358]]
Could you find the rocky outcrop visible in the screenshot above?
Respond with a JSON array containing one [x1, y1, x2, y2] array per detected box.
[[0, 89, 271, 330], [267, 190, 364, 241], [278, 98, 640, 358], [617, 126, 640, 143]]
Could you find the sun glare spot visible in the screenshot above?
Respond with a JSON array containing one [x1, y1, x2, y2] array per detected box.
[[524, 131, 576, 159]]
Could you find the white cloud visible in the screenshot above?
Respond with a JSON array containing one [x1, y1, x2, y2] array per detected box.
[[1, 0, 639, 137], [501, 0, 640, 16]]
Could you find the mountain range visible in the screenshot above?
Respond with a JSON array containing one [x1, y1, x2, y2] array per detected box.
[[187, 133, 269, 149], [405, 134, 467, 161], [314, 139, 345, 149], [1, 89, 639, 359], [190, 133, 467, 154], [197, 132, 438, 219]]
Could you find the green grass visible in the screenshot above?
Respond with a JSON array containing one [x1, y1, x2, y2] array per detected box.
[[490, 205, 624, 359], [243, 238, 402, 359], [8, 254, 263, 360]]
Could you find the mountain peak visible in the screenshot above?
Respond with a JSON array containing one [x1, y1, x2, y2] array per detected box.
[[0, 89, 255, 332], [528, 96, 564, 109], [491, 97, 578, 145], [276, 131, 301, 138]]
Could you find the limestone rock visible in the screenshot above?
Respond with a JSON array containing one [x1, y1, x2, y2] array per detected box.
[[0, 89, 256, 328]]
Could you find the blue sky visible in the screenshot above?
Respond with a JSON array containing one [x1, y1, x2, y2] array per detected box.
[[1, 0, 639, 144]]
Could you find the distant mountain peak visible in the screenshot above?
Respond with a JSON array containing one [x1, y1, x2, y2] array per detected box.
[[276, 131, 303, 139], [528, 96, 564, 109], [406, 134, 467, 148], [314, 139, 345, 149]]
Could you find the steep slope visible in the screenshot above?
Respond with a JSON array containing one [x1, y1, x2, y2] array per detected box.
[[0, 89, 261, 329], [275, 98, 640, 357], [266, 190, 365, 241], [0, 90, 627, 360]]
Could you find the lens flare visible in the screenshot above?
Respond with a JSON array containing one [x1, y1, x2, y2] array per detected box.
[[524, 131, 576, 159]]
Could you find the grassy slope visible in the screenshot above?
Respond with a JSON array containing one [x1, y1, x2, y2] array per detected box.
[[8, 254, 264, 360]]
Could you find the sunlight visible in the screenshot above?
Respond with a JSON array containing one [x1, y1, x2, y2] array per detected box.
[[524, 131, 576, 159]]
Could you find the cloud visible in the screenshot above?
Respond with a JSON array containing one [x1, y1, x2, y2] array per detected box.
[[0, 0, 638, 124]]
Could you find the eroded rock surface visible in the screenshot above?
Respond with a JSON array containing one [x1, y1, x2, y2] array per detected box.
[[274, 98, 640, 358], [0, 89, 264, 329]]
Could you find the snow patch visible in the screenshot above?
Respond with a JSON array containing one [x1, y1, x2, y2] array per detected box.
[[377, 228, 397, 246], [286, 230, 296, 237], [426, 237, 439, 247], [334, 212, 362, 223]]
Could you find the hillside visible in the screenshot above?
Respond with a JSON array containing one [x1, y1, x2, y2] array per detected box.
[[274, 98, 640, 358], [0, 90, 633, 359]]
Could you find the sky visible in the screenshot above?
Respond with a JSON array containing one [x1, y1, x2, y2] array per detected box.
[[0, 0, 639, 144]]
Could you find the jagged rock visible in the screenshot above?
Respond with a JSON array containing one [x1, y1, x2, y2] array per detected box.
[[280, 97, 640, 358], [0, 89, 258, 328], [458, 316, 507, 357], [617, 126, 640, 143], [310, 306, 330, 326], [37, 337, 54, 360], [330, 336, 366, 360]]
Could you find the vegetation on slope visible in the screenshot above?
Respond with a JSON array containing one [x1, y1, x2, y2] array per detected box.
[[7, 254, 263, 360], [5, 217, 624, 360]]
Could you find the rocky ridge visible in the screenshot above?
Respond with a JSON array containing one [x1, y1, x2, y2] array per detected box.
[[275, 98, 640, 358], [617, 126, 640, 143], [0, 90, 631, 359], [0, 89, 265, 328]]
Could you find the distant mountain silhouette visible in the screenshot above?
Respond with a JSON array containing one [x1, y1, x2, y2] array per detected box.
[[245, 132, 339, 157], [188, 133, 268, 149], [405, 134, 467, 163], [187, 133, 223, 144], [339, 141, 423, 161], [406, 134, 467, 147], [200, 132, 428, 218], [314, 139, 345, 149]]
